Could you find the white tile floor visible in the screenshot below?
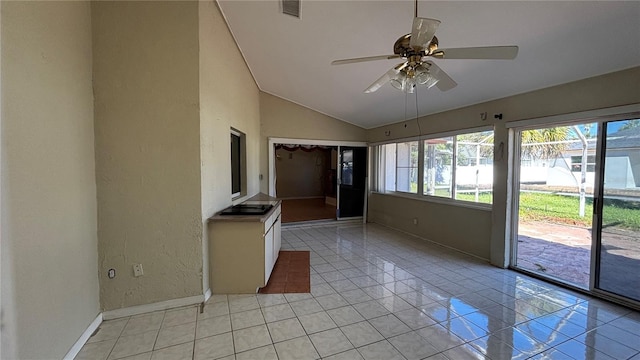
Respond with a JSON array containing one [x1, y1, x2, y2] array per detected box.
[[76, 222, 640, 360]]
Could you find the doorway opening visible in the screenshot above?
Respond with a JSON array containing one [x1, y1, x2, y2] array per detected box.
[[268, 138, 368, 224], [275, 144, 337, 223]]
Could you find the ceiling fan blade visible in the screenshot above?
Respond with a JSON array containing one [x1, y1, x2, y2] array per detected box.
[[331, 55, 401, 65], [409, 17, 440, 51], [433, 46, 519, 60], [426, 61, 457, 91], [364, 72, 392, 93], [364, 63, 407, 93]]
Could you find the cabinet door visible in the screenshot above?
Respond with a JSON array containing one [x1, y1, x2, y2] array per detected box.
[[273, 216, 281, 264], [264, 227, 274, 285]]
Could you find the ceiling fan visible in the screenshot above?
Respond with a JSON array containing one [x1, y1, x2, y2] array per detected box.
[[331, 2, 519, 94]]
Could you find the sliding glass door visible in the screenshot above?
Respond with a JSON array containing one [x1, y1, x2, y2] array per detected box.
[[512, 123, 596, 288], [594, 119, 640, 302], [512, 117, 640, 306]]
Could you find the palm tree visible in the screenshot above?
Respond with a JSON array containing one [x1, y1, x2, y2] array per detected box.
[[618, 119, 640, 132], [521, 126, 590, 217], [521, 127, 570, 160], [457, 127, 571, 161]]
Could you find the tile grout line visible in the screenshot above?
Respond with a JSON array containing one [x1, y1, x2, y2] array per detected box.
[[86, 223, 640, 360]]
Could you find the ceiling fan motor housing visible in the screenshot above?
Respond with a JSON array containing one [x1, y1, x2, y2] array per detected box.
[[393, 34, 439, 57]]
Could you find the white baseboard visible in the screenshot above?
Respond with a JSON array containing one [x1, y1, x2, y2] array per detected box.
[[65, 292, 212, 357], [63, 313, 102, 360], [102, 294, 204, 320]]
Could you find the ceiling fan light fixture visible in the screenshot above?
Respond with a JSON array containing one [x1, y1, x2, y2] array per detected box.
[[416, 71, 438, 89], [390, 71, 406, 91], [390, 78, 403, 91], [404, 77, 416, 93], [415, 67, 439, 88], [389, 70, 417, 93]]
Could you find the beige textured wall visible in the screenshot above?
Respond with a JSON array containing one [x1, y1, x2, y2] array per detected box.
[[93, 1, 203, 310], [199, 0, 261, 292], [2, 2, 100, 358], [367, 67, 640, 266], [275, 148, 330, 198], [260, 92, 367, 193], [368, 194, 492, 260], [368, 67, 640, 143]]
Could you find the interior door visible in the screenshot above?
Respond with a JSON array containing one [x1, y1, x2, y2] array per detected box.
[[594, 119, 640, 303], [338, 146, 367, 218]]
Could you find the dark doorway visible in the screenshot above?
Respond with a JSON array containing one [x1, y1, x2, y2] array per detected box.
[[338, 146, 367, 218]]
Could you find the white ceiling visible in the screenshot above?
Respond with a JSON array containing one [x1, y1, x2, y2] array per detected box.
[[217, 1, 640, 129]]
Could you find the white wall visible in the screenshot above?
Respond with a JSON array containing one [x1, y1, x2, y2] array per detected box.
[[199, 0, 261, 293], [1, 2, 100, 358], [92, 1, 203, 311]]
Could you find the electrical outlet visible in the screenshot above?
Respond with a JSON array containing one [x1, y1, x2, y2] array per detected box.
[[133, 264, 144, 277], [107, 269, 116, 279], [413, 218, 418, 225]]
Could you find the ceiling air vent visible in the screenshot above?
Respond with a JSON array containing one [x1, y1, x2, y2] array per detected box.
[[282, 0, 300, 18]]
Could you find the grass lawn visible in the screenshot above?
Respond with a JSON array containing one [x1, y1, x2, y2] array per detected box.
[[456, 191, 640, 231], [518, 192, 594, 227], [455, 191, 492, 204]]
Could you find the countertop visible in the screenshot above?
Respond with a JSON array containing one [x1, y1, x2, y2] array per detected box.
[[208, 193, 281, 222]]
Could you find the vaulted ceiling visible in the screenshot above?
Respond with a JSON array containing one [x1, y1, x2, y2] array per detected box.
[[217, 1, 640, 129]]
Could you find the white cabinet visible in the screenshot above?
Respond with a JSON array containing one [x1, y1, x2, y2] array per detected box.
[[264, 224, 274, 284], [273, 215, 281, 264], [208, 202, 282, 294], [264, 213, 281, 284]]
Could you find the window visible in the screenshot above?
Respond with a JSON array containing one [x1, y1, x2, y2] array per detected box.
[[378, 141, 419, 193], [375, 128, 493, 205], [396, 141, 419, 193], [423, 137, 452, 198], [341, 150, 354, 186], [571, 155, 596, 172], [383, 143, 396, 192], [230, 129, 245, 198], [455, 130, 494, 204]]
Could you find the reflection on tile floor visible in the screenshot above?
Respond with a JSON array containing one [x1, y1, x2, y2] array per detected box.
[[76, 223, 640, 360]]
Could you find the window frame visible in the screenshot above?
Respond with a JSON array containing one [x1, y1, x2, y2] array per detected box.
[[373, 126, 494, 209], [395, 140, 420, 194], [570, 155, 596, 172], [376, 138, 422, 195], [230, 128, 246, 199]]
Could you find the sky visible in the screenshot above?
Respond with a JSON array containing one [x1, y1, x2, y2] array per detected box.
[[569, 118, 639, 139]]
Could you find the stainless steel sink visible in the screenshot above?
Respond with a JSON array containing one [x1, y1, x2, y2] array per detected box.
[[219, 204, 273, 215]]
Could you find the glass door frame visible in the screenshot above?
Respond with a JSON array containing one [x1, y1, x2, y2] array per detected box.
[[590, 119, 640, 308], [509, 119, 597, 289], [508, 111, 640, 309]]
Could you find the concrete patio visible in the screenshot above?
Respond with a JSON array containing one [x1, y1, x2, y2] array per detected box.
[[517, 221, 640, 300]]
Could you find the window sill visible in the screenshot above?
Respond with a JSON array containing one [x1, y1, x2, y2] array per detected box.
[[370, 191, 492, 211]]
